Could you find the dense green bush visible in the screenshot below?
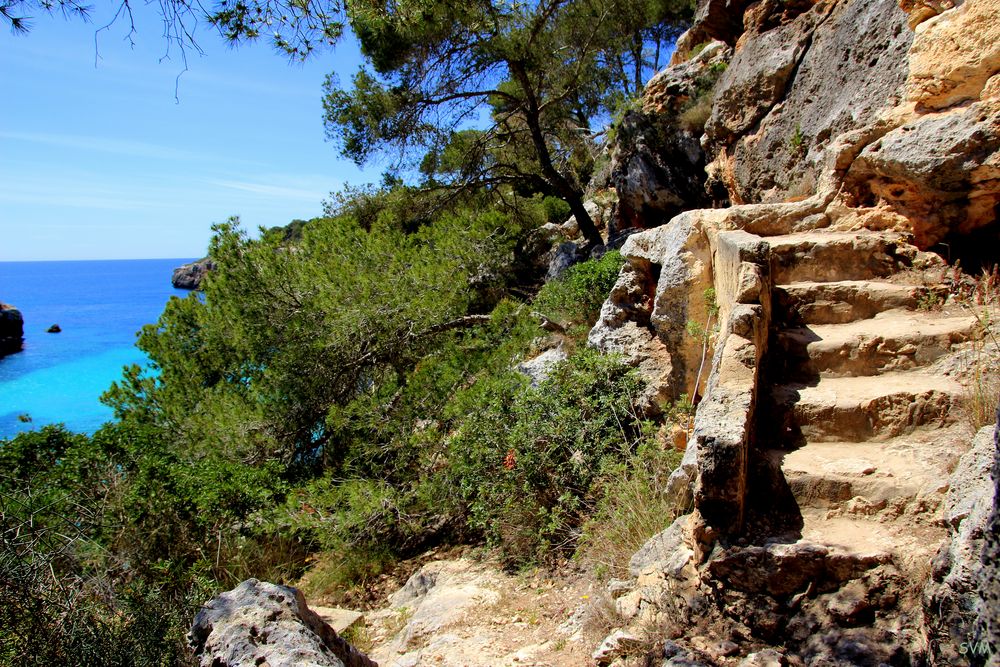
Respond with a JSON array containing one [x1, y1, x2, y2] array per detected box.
[[0, 426, 198, 665], [533, 249, 624, 337], [2, 188, 647, 654], [449, 349, 649, 566]]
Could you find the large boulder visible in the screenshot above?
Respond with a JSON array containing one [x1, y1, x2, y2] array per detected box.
[[172, 257, 215, 290], [588, 212, 715, 415], [0, 303, 24, 357], [845, 97, 1000, 251], [904, 0, 1000, 111], [189, 579, 375, 667]]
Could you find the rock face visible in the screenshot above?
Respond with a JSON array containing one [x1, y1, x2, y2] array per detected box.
[[189, 579, 375, 667], [588, 0, 1000, 663], [608, 42, 731, 233], [846, 98, 1000, 248], [979, 404, 1000, 664], [0, 303, 24, 357], [172, 257, 215, 290], [515, 346, 567, 387], [588, 211, 715, 416], [704, 0, 915, 205], [924, 422, 998, 664]]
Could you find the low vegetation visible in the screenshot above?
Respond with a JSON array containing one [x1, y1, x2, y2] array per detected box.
[[950, 265, 1000, 430], [3, 2, 701, 660], [0, 184, 684, 662]]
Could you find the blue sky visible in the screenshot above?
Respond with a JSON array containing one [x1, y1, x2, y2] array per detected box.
[[0, 5, 376, 261]]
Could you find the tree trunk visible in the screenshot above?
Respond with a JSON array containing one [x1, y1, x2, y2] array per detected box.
[[632, 33, 643, 95], [509, 60, 604, 249], [563, 190, 603, 249]]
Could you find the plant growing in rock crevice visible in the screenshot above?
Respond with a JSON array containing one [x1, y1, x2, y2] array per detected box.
[[949, 264, 1000, 430], [677, 61, 728, 133], [788, 123, 807, 156], [688, 287, 720, 402]]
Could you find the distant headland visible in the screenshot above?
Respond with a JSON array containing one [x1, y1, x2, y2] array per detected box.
[[171, 257, 215, 290]]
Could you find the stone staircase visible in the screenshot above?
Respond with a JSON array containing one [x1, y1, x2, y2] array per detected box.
[[760, 227, 978, 567]]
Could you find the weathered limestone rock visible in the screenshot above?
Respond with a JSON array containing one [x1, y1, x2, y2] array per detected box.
[[310, 607, 364, 634], [738, 649, 786, 667], [846, 100, 1000, 248], [670, 0, 754, 64], [609, 44, 731, 231], [898, 0, 957, 30], [689, 331, 758, 547], [560, 200, 609, 240], [589, 213, 715, 413], [0, 302, 24, 357], [628, 515, 691, 578], [704, 15, 812, 154], [924, 421, 998, 664], [592, 629, 643, 665], [172, 257, 216, 290], [705, 0, 914, 204], [586, 0, 1000, 663], [588, 246, 672, 415], [373, 559, 502, 662], [978, 404, 1000, 664], [515, 346, 567, 387], [545, 241, 584, 280], [905, 0, 1000, 111], [708, 542, 891, 597], [188, 579, 375, 667]]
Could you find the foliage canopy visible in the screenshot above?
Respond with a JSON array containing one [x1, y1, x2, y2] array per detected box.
[[323, 0, 693, 247]]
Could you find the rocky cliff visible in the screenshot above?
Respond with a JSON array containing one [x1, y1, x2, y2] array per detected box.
[[587, 0, 1000, 664], [0, 302, 24, 358], [172, 257, 215, 290]]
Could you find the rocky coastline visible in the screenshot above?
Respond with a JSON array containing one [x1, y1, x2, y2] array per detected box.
[[171, 257, 215, 290], [0, 302, 24, 358]]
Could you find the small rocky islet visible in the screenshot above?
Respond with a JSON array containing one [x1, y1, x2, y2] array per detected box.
[[0, 302, 24, 357]]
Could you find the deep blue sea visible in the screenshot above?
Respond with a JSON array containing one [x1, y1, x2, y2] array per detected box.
[[0, 259, 195, 439]]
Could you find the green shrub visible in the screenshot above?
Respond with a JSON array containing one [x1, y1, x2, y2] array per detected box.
[[541, 196, 572, 224], [533, 250, 624, 334], [677, 94, 713, 132], [578, 440, 682, 580], [448, 349, 648, 566], [0, 425, 201, 666]]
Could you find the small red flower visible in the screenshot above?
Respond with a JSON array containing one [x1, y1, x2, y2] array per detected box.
[[503, 449, 517, 470]]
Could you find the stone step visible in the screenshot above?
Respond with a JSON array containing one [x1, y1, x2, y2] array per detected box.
[[768, 231, 911, 285], [706, 535, 892, 597], [771, 372, 961, 442], [311, 606, 364, 633], [795, 508, 946, 576], [774, 280, 935, 325], [773, 310, 977, 379], [766, 438, 952, 509]]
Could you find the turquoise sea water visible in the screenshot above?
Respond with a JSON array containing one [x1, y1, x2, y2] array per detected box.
[[0, 259, 194, 438]]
